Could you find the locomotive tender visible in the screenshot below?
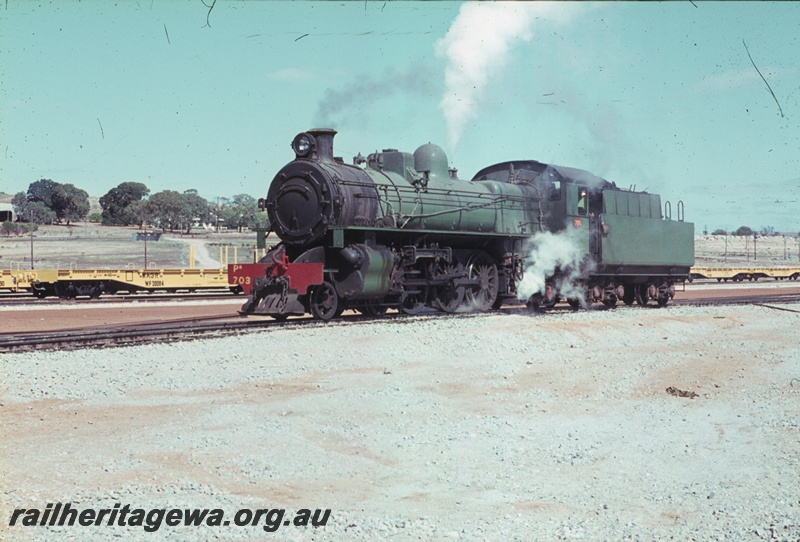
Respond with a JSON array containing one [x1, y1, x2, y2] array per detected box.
[[231, 129, 694, 319]]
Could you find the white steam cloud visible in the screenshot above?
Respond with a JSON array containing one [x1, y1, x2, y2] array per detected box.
[[436, 2, 578, 151], [517, 229, 592, 305]]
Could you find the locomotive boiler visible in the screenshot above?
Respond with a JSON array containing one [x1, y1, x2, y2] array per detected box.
[[230, 129, 694, 319]]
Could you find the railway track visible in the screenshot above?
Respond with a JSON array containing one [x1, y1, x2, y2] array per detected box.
[[673, 290, 800, 307], [0, 290, 240, 307], [2, 291, 798, 353], [0, 310, 486, 353], [0, 316, 269, 353]]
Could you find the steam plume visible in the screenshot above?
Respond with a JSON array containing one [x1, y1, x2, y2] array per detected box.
[[436, 2, 577, 151], [314, 64, 437, 129], [517, 229, 592, 306]]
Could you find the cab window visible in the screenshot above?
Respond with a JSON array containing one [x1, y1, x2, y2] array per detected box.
[[577, 187, 588, 215], [549, 181, 561, 201]]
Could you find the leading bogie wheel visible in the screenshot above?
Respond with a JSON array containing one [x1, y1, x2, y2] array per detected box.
[[399, 290, 426, 315], [309, 281, 339, 320], [361, 299, 388, 317]]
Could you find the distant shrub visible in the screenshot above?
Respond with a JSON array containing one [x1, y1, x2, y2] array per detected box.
[[1, 221, 17, 237]]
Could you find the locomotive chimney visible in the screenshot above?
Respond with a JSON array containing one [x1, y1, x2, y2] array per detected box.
[[308, 128, 337, 162]]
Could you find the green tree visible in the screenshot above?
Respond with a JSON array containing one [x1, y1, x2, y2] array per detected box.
[[99, 182, 150, 226], [26, 179, 59, 208], [126, 199, 148, 228], [735, 226, 754, 236], [11, 192, 27, 215], [219, 193, 268, 231], [50, 183, 90, 225], [144, 190, 186, 231], [181, 190, 209, 233], [1, 221, 18, 237], [711, 229, 727, 235], [11, 192, 57, 224]]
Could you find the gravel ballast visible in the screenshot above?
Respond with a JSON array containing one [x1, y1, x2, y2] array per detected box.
[[1, 304, 799, 541]]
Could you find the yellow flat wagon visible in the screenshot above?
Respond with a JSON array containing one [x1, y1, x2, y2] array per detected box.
[[1, 267, 233, 298], [690, 266, 800, 282]]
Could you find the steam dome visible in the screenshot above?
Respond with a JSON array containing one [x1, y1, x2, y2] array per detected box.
[[413, 143, 449, 183]]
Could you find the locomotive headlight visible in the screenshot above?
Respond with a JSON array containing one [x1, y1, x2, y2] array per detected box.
[[292, 132, 315, 158]]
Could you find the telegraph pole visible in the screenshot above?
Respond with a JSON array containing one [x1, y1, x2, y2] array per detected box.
[[29, 208, 34, 269], [753, 234, 758, 261], [26, 195, 36, 270]]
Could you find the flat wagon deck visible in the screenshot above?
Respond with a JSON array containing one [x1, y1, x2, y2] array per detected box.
[[1, 266, 233, 298], [690, 266, 800, 282]]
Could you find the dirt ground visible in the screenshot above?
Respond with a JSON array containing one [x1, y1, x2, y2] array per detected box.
[[1, 304, 799, 541]]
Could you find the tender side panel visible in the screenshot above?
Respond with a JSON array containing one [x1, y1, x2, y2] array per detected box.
[[601, 215, 695, 267]]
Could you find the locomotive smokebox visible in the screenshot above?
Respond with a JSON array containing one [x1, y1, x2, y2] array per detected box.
[[268, 128, 379, 246]]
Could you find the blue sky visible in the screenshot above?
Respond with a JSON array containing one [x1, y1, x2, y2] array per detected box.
[[2, 1, 799, 232]]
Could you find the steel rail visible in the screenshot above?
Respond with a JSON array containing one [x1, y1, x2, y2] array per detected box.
[[0, 310, 484, 353], [2, 293, 797, 353], [0, 291, 240, 307]]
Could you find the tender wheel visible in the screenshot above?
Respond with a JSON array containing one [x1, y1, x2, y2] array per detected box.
[[635, 284, 649, 306], [309, 281, 339, 320], [602, 297, 617, 308], [432, 261, 465, 313], [464, 253, 499, 311], [567, 298, 581, 308], [657, 293, 670, 307], [622, 284, 635, 306]]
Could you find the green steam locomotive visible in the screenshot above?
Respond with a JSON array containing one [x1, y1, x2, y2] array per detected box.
[[230, 129, 694, 319]]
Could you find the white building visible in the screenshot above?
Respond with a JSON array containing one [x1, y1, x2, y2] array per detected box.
[[0, 203, 14, 223]]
